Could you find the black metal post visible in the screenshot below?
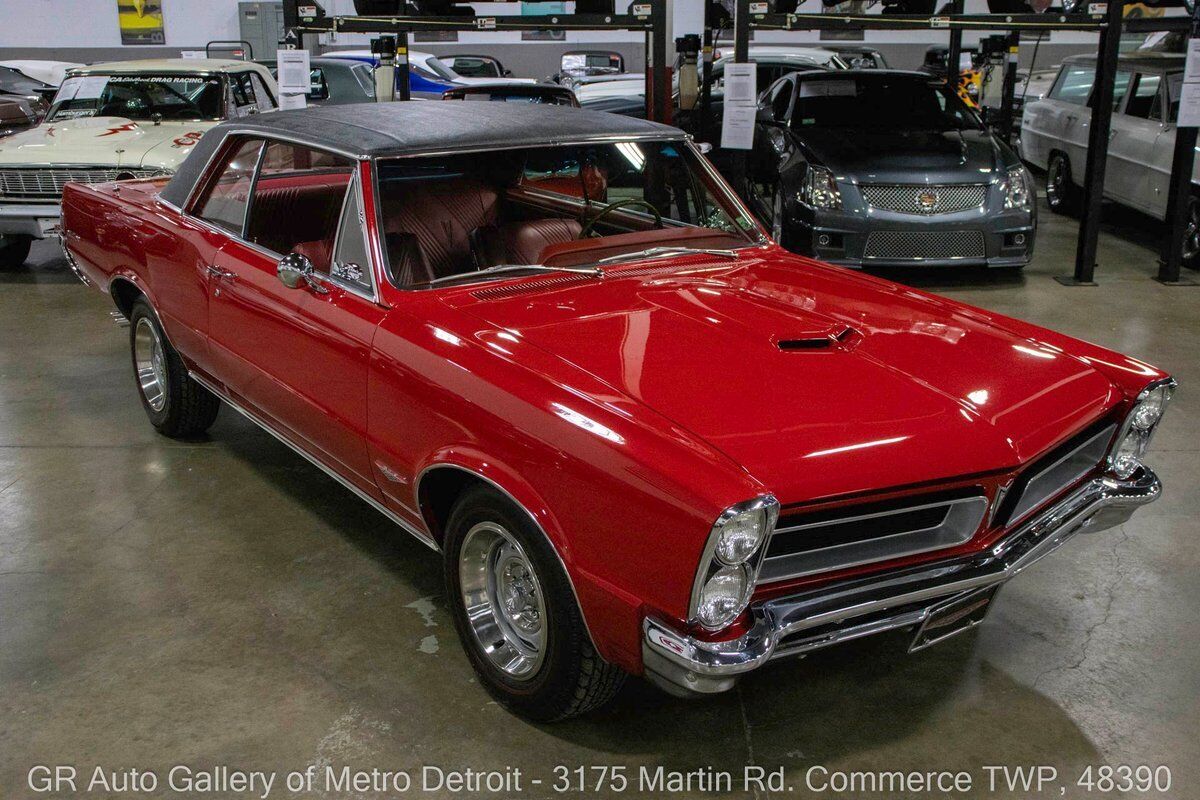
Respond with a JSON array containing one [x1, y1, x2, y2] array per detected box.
[[396, 30, 411, 102], [649, 0, 669, 124], [1155, 2, 1200, 285], [998, 32, 1019, 145], [1057, 0, 1124, 286], [946, 0, 964, 100], [699, 20, 715, 143], [727, 0, 752, 199]]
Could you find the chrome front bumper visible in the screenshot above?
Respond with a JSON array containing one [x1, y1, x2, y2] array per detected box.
[[643, 469, 1161, 697], [0, 202, 61, 238]]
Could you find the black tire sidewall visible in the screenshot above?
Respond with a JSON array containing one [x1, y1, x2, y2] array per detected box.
[[129, 300, 177, 429], [0, 235, 33, 270], [443, 485, 586, 718], [1047, 154, 1074, 214]]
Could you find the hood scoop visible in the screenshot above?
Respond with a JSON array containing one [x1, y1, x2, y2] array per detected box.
[[776, 325, 859, 352]]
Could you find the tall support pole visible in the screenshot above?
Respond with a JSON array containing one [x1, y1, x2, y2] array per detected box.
[[725, 0, 751, 199], [947, 0, 964, 102], [1057, 0, 1124, 286], [699, 18, 715, 143], [998, 32, 1019, 145], [1155, 2, 1200, 285], [396, 30, 411, 101], [649, 0, 670, 124]]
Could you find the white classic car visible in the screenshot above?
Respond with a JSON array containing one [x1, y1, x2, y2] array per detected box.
[[0, 58, 278, 270]]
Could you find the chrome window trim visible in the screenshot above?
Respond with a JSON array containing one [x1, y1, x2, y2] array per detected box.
[[328, 169, 379, 300], [759, 495, 989, 583]]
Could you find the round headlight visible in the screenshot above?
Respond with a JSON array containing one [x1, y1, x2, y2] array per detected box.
[[714, 506, 768, 565], [1109, 429, 1143, 480], [696, 565, 752, 628], [1132, 384, 1170, 431]]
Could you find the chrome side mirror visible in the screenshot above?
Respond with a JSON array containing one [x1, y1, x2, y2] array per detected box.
[[277, 252, 329, 294], [277, 252, 312, 288]]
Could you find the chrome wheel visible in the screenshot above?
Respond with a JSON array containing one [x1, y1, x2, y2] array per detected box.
[[134, 317, 168, 412], [1183, 199, 1200, 263], [458, 521, 547, 680], [1046, 157, 1067, 209]]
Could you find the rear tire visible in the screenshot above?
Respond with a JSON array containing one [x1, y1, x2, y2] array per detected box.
[[129, 299, 220, 438], [444, 484, 625, 721], [1182, 193, 1200, 271], [0, 235, 32, 271], [1046, 152, 1080, 216]]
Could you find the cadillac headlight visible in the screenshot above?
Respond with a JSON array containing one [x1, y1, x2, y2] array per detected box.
[[1002, 166, 1033, 211], [690, 495, 779, 630], [798, 165, 841, 210], [1108, 379, 1175, 480]]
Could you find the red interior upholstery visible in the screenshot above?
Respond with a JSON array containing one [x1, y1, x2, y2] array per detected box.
[[248, 176, 350, 270], [379, 178, 499, 279], [523, 165, 608, 202], [540, 227, 747, 268], [473, 218, 583, 266]]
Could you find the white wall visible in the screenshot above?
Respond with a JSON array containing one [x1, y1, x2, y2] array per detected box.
[[0, 0, 241, 47]]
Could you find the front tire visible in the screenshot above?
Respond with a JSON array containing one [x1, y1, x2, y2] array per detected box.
[[1046, 152, 1080, 216], [129, 299, 220, 438], [1181, 193, 1200, 271], [444, 484, 625, 721], [0, 234, 32, 271]]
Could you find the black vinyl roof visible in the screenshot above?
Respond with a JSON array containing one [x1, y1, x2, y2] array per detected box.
[[161, 101, 677, 208]]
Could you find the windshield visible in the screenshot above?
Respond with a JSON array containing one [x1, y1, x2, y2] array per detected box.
[[48, 74, 225, 122], [791, 76, 982, 132], [376, 139, 761, 288]]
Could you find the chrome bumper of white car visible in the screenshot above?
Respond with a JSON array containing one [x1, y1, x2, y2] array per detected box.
[[642, 468, 1161, 697], [0, 202, 61, 238]]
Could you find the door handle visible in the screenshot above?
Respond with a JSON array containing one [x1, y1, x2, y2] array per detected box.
[[206, 265, 236, 281]]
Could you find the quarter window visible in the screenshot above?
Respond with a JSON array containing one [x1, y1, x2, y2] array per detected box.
[[1124, 72, 1162, 120], [249, 73, 277, 110], [192, 138, 265, 235], [244, 141, 355, 272], [331, 178, 374, 293]]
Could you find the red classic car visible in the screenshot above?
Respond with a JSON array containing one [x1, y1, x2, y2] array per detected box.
[[61, 103, 1173, 720]]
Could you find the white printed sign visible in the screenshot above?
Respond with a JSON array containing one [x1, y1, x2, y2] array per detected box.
[[277, 49, 312, 95], [720, 62, 757, 151], [1178, 38, 1200, 127], [279, 93, 308, 111]]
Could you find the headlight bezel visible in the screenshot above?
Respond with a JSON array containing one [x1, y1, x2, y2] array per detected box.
[[797, 164, 842, 211], [1002, 165, 1033, 211], [689, 494, 779, 631], [1107, 377, 1175, 480]]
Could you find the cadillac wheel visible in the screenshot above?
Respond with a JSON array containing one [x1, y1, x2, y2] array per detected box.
[[444, 484, 625, 720], [128, 299, 222, 438]]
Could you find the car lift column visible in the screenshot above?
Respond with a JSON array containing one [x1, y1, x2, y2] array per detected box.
[[1154, 8, 1200, 285], [1057, 0, 1124, 286]]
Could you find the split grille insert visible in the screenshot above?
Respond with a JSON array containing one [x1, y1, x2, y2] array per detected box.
[[760, 493, 989, 582]]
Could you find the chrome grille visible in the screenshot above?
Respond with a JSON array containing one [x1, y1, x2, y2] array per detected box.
[[0, 167, 165, 201], [760, 494, 989, 582], [864, 230, 986, 261], [1004, 424, 1116, 527], [860, 183, 989, 215]]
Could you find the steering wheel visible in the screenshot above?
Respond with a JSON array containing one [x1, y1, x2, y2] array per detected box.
[[578, 198, 663, 238]]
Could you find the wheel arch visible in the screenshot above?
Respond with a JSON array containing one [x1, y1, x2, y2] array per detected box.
[[415, 459, 606, 662]]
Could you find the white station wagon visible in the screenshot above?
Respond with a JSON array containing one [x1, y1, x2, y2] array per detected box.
[[0, 58, 278, 270], [1019, 53, 1193, 264]]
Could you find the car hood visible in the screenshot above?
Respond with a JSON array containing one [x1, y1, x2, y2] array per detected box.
[[0, 115, 213, 169], [444, 250, 1120, 503], [796, 128, 1009, 182]]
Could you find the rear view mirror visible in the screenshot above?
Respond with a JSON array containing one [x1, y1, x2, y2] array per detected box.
[[277, 252, 327, 294]]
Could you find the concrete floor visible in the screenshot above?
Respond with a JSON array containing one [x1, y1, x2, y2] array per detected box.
[[1, 201, 1197, 800]]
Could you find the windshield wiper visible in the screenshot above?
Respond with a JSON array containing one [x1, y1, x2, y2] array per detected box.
[[426, 263, 604, 287], [597, 246, 740, 266]]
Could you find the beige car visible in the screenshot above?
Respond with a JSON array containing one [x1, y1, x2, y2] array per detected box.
[[0, 58, 278, 270]]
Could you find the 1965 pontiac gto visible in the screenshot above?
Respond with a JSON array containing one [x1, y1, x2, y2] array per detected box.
[[61, 103, 1173, 720]]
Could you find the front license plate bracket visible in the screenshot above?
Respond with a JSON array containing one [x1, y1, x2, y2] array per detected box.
[[909, 585, 1000, 653]]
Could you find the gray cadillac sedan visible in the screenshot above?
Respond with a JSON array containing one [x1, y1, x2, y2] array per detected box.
[[748, 70, 1036, 269]]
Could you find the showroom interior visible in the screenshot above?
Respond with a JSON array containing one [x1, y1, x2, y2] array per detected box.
[[1, 0, 1198, 797]]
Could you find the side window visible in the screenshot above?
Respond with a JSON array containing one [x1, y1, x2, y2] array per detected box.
[[331, 178, 374, 293], [192, 138, 264, 235], [1111, 70, 1131, 111], [1168, 72, 1182, 123], [1050, 66, 1094, 106], [770, 79, 793, 122], [250, 73, 277, 110], [309, 68, 330, 101], [1124, 72, 1162, 120], [244, 141, 355, 272]]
